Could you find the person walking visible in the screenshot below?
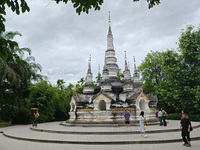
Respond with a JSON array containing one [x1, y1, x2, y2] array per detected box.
[[32, 110, 39, 128], [158, 108, 163, 126], [139, 111, 147, 137], [124, 109, 130, 129], [180, 113, 191, 147], [161, 108, 167, 127]]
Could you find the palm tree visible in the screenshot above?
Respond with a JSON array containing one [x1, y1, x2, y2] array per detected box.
[[0, 31, 42, 88]]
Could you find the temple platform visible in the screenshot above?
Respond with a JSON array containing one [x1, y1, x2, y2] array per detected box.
[[1, 120, 200, 145], [68, 108, 158, 124]]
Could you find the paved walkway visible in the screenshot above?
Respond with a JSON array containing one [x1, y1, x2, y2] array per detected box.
[[1, 134, 200, 150], [36, 120, 200, 132], [2, 124, 200, 142], [0, 120, 200, 149]]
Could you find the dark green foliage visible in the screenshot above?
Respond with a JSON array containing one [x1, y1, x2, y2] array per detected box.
[[27, 79, 86, 123], [0, 31, 69, 124], [117, 69, 124, 80], [167, 113, 200, 122], [142, 80, 155, 94], [65, 83, 74, 99], [0, 0, 161, 32], [54, 0, 103, 15], [0, 31, 42, 123], [74, 77, 85, 94], [0, 1, 30, 31], [12, 108, 32, 124], [0, 31, 42, 88], [77, 77, 85, 85], [145, 0, 161, 9], [75, 83, 84, 94], [188, 114, 200, 122], [28, 80, 57, 122], [0, 30, 84, 124], [166, 113, 181, 120], [138, 25, 200, 115], [55, 102, 70, 121], [54, 0, 161, 15]]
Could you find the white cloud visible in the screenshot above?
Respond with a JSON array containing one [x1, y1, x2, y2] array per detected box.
[[4, 0, 200, 85]]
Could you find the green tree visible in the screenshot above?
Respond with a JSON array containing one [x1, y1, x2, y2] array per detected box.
[[55, 0, 161, 14], [156, 50, 180, 112], [0, 0, 161, 31], [55, 79, 70, 121], [0, 31, 27, 87], [77, 77, 85, 85], [176, 25, 200, 113], [75, 77, 85, 94], [28, 80, 57, 122], [142, 80, 155, 94], [138, 25, 200, 114], [0, 31, 42, 87], [28, 79, 71, 122], [96, 73, 102, 80], [158, 26, 200, 113], [117, 69, 124, 80], [57, 79, 65, 90], [0, 31, 42, 123], [138, 51, 165, 86], [138, 50, 179, 112], [65, 83, 74, 100]]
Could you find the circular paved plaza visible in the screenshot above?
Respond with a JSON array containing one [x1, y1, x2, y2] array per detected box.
[[1, 120, 200, 150]]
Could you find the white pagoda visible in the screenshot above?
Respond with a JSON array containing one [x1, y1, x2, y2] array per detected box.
[[68, 12, 158, 123]]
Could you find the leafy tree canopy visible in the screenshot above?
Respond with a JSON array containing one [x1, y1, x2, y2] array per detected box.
[[138, 25, 200, 114], [117, 69, 124, 80], [0, 0, 161, 31], [0, 31, 42, 88]]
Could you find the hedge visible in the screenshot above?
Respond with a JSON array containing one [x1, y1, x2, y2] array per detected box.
[[167, 113, 200, 122]]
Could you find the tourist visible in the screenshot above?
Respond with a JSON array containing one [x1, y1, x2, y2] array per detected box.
[[161, 108, 167, 127], [124, 109, 130, 129], [181, 110, 188, 119], [158, 108, 163, 126], [180, 113, 191, 147], [32, 110, 39, 128], [139, 111, 147, 137]]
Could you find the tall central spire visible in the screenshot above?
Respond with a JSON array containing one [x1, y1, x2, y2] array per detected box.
[[97, 64, 101, 83], [107, 11, 114, 50], [87, 54, 91, 74], [133, 56, 137, 74], [102, 11, 119, 79], [108, 11, 111, 25], [133, 56, 140, 80], [124, 51, 128, 70]]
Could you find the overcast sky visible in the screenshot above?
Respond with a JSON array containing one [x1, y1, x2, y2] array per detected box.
[[4, 0, 200, 85]]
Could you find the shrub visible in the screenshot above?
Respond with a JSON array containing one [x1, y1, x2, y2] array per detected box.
[[167, 113, 181, 120], [12, 108, 32, 124], [167, 113, 200, 122]]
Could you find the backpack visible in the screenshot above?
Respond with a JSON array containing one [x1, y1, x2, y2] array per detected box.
[[190, 122, 193, 131]]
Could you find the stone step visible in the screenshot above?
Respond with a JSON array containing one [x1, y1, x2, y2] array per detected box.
[[61, 122, 162, 127], [30, 120, 200, 135], [31, 124, 200, 135], [2, 122, 200, 144]]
